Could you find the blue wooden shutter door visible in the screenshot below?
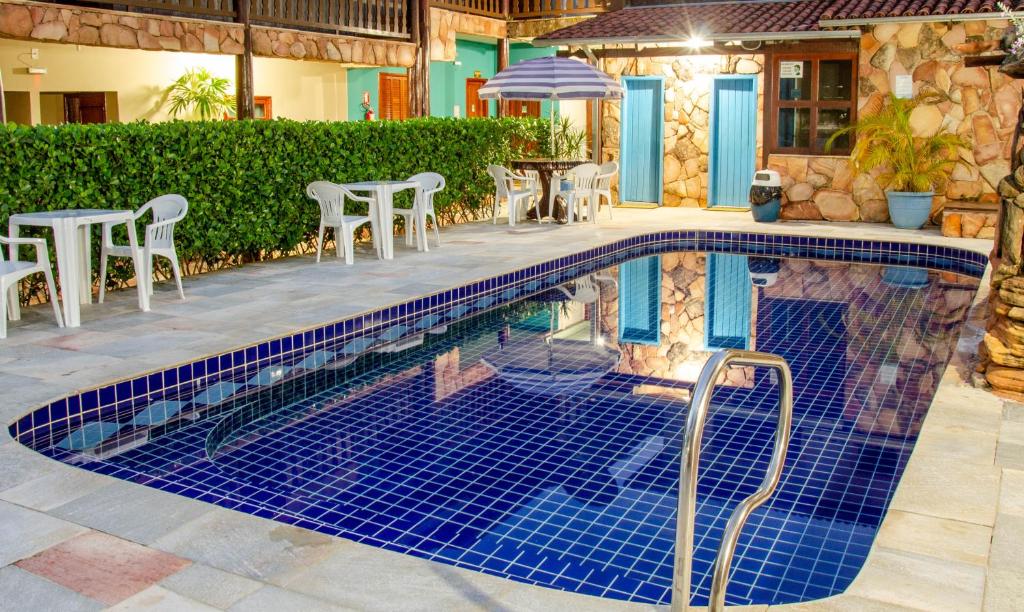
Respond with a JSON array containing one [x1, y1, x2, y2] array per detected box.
[[620, 78, 663, 205], [710, 77, 757, 208], [705, 254, 752, 349], [619, 256, 661, 345]]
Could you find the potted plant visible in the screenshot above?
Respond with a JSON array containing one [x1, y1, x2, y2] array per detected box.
[[827, 92, 966, 230], [998, 2, 1024, 77]]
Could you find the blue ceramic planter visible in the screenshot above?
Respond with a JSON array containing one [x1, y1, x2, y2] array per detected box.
[[886, 191, 934, 229]]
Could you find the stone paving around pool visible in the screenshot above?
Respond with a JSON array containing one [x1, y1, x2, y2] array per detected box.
[[0, 207, 1015, 611]]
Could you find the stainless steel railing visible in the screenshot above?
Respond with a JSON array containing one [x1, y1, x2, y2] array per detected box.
[[671, 349, 794, 612]]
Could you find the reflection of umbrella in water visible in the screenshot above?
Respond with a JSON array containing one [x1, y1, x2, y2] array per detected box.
[[482, 337, 620, 396]]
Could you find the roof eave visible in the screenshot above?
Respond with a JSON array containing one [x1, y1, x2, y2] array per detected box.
[[532, 28, 861, 48], [818, 10, 1015, 27]]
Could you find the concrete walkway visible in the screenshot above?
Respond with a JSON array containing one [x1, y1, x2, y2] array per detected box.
[[0, 208, 1015, 611]]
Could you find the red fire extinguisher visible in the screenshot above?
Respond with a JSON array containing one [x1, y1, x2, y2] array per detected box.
[[361, 91, 375, 121]]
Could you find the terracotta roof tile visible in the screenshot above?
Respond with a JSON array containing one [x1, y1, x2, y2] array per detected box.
[[821, 0, 1023, 20], [536, 0, 1024, 44]]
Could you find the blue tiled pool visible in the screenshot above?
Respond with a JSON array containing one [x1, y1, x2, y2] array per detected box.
[[12, 233, 984, 607]]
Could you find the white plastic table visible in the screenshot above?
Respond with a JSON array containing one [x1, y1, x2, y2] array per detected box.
[[341, 180, 418, 259], [8, 209, 149, 328]]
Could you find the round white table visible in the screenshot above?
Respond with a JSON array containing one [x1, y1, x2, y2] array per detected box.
[[8, 209, 149, 328], [341, 180, 418, 259]]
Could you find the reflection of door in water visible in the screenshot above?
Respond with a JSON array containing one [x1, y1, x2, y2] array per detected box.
[[466, 78, 488, 117], [64, 92, 107, 124], [618, 256, 661, 345], [705, 254, 752, 349], [619, 77, 663, 205], [709, 76, 757, 208]]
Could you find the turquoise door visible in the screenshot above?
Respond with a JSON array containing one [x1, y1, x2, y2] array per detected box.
[[709, 76, 758, 208], [619, 256, 661, 345], [704, 254, 752, 350], [619, 77, 664, 205]]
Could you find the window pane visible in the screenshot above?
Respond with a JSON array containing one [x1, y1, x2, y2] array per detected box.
[[778, 108, 810, 148], [817, 108, 852, 151], [819, 60, 854, 101], [778, 60, 811, 100]]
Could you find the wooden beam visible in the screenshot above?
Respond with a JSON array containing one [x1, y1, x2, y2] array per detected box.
[[235, 0, 254, 120], [965, 54, 1006, 68], [409, 0, 431, 116]]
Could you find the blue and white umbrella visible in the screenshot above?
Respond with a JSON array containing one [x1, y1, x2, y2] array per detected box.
[[478, 56, 623, 148]]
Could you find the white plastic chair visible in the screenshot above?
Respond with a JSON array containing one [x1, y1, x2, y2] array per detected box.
[[306, 181, 376, 265], [396, 172, 445, 251], [594, 161, 618, 220], [1, 235, 63, 339], [552, 163, 600, 224], [487, 165, 539, 226], [99, 194, 189, 303]]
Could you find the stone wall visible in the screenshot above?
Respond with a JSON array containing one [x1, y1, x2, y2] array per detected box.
[[598, 20, 1019, 223], [600, 54, 764, 207], [0, 0, 415, 66], [429, 7, 505, 63]]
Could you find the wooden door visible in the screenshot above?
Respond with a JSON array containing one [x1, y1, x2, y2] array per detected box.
[[503, 100, 540, 118], [709, 76, 758, 208], [466, 78, 488, 118], [378, 73, 409, 120], [64, 92, 106, 124], [619, 77, 663, 205]]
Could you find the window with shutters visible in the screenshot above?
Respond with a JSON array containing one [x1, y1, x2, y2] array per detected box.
[[378, 73, 409, 121]]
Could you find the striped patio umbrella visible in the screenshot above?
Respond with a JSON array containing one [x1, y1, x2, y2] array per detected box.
[[478, 56, 623, 149]]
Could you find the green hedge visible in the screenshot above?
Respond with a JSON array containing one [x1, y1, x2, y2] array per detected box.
[[0, 117, 546, 292]]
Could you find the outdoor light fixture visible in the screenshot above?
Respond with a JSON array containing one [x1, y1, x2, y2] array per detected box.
[[684, 35, 711, 50]]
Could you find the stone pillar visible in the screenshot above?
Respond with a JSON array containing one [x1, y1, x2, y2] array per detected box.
[[982, 127, 1024, 395]]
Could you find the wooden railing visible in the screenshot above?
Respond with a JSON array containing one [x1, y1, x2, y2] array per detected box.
[[251, 0, 409, 38], [429, 0, 607, 19], [54, 0, 410, 38], [509, 0, 608, 18]]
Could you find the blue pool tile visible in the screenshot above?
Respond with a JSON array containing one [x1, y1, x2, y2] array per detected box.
[[57, 421, 122, 451], [131, 400, 187, 427]]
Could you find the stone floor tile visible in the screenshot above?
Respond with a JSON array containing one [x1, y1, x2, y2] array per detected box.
[[875, 510, 992, 566], [1002, 401, 1024, 423], [282, 544, 514, 612], [0, 566, 102, 612], [0, 500, 87, 566], [152, 510, 343, 584], [0, 443, 66, 492], [766, 594, 919, 611], [847, 549, 985, 611], [1000, 420, 1024, 446], [228, 585, 353, 612], [889, 454, 1000, 526], [160, 564, 263, 609], [995, 442, 1024, 470], [104, 585, 219, 611], [984, 567, 1024, 611], [0, 468, 111, 512], [15, 531, 190, 606], [49, 481, 212, 545], [998, 468, 1024, 516], [987, 513, 1024, 573]]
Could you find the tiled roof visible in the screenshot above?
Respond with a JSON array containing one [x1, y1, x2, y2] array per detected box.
[[821, 0, 1024, 21], [536, 0, 834, 42], [535, 0, 1024, 44]]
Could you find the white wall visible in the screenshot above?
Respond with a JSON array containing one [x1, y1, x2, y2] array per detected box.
[[0, 38, 347, 123]]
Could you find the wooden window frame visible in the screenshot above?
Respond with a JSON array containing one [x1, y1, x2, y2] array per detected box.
[[767, 52, 858, 156]]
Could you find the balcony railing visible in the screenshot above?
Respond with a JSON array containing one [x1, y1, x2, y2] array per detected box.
[[57, 0, 410, 38], [429, 0, 607, 19]]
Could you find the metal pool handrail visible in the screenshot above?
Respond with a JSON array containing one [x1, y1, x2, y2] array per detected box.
[[672, 349, 794, 612]]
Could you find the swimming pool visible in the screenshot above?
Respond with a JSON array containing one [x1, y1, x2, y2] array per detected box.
[[11, 232, 985, 607]]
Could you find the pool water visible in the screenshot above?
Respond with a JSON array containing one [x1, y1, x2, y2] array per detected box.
[[15, 249, 981, 606]]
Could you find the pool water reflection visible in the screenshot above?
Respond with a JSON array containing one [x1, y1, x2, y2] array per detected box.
[[23, 252, 980, 606]]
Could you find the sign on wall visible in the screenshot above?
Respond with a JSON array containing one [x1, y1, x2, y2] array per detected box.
[[779, 61, 804, 79]]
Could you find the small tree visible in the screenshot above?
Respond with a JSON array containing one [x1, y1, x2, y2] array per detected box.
[[166, 68, 234, 121]]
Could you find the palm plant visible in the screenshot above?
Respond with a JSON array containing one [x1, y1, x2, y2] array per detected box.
[[544, 116, 587, 159], [166, 68, 234, 120], [826, 92, 966, 193]]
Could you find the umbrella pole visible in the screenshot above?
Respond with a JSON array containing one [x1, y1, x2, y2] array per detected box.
[[549, 102, 555, 157]]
